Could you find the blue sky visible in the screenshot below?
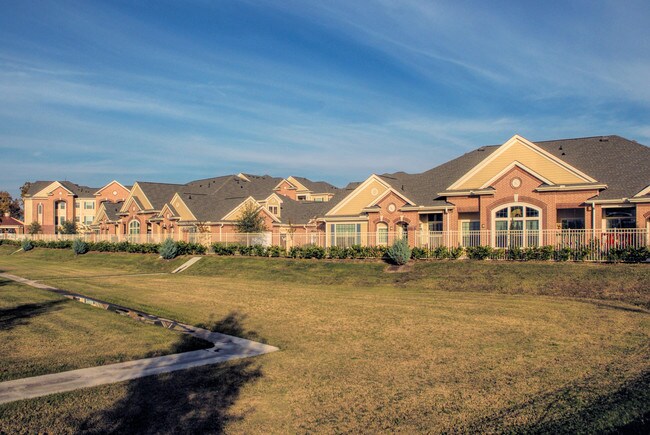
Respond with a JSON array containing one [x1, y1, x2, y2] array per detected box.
[[1, 0, 649, 197]]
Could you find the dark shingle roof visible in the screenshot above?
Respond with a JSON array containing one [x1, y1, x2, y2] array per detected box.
[[280, 199, 333, 224], [136, 182, 185, 210], [378, 146, 498, 205], [23, 181, 54, 196], [100, 201, 123, 221], [290, 176, 339, 194], [377, 135, 649, 205], [534, 135, 650, 200], [23, 180, 98, 197]]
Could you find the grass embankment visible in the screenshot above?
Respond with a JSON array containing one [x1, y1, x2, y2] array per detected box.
[[0, 248, 649, 433]]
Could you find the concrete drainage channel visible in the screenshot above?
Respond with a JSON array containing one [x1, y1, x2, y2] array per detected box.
[[0, 272, 278, 405]]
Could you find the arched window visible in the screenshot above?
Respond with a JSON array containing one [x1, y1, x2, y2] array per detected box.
[[37, 203, 43, 215], [128, 220, 141, 235], [493, 204, 541, 247], [376, 222, 388, 245]]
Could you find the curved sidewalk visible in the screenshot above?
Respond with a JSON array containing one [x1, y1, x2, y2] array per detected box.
[[0, 273, 279, 405]]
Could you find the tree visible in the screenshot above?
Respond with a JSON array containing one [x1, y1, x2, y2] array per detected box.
[[27, 221, 42, 235], [235, 202, 267, 233], [0, 191, 21, 218], [59, 221, 77, 234], [19, 182, 31, 198]]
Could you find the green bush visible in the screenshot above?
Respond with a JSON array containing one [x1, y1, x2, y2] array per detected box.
[[253, 244, 267, 257], [328, 245, 348, 259], [465, 245, 493, 260], [431, 246, 449, 259], [386, 239, 411, 265], [238, 245, 254, 256], [410, 246, 428, 260], [21, 238, 33, 252], [212, 243, 237, 255], [555, 247, 572, 261], [267, 245, 283, 257], [448, 246, 464, 260], [159, 238, 178, 260], [72, 238, 88, 255]]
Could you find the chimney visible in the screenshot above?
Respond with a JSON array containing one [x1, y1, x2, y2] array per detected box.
[[3, 212, 10, 217]]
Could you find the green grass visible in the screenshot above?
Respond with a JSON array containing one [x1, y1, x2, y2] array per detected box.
[[0, 278, 210, 382], [0, 249, 649, 433]]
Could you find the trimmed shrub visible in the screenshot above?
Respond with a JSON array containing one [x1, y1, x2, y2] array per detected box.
[[159, 238, 178, 260], [555, 247, 572, 262], [238, 245, 254, 256], [466, 245, 493, 260], [253, 244, 267, 257], [328, 245, 349, 259], [386, 239, 411, 265], [21, 238, 33, 252], [212, 243, 237, 255], [411, 246, 428, 260], [448, 246, 464, 260], [72, 238, 88, 255], [267, 245, 283, 257], [431, 246, 450, 259]]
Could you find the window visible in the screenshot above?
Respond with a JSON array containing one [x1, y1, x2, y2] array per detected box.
[[297, 195, 307, 201], [128, 220, 141, 235], [376, 223, 388, 245], [330, 223, 361, 247], [75, 202, 80, 208], [84, 201, 95, 210], [84, 216, 93, 225], [37, 204, 43, 215], [461, 221, 481, 247], [269, 206, 279, 215], [427, 214, 443, 232], [75, 216, 80, 222], [493, 204, 541, 247], [557, 208, 585, 229], [603, 207, 636, 229], [398, 223, 409, 241]]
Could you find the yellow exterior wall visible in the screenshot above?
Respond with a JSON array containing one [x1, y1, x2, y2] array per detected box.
[[458, 140, 586, 189], [171, 196, 196, 221], [74, 198, 97, 225], [329, 179, 388, 216], [24, 198, 33, 224], [129, 184, 153, 210]]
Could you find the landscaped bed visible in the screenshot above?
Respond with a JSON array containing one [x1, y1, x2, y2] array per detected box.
[[0, 247, 648, 433]]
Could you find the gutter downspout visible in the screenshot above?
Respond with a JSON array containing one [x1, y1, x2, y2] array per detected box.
[[589, 201, 596, 239], [445, 207, 450, 247], [219, 223, 224, 243]]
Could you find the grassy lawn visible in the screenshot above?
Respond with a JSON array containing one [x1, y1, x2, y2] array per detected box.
[[1, 247, 649, 433], [0, 278, 210, 382]]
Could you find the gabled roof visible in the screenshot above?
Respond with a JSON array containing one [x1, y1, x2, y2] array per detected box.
[[136, 182, 185, 210], [23, 180, 98, 198], [96, 201, 124, 222], [22, 181, 55, 197], [375, 135, 649, 205], [289, 176, 339, 194], [59, 181, 98, 197], [0, 215, 24, 227], [533, 136, 650, 200], [94, 180, 130, 195]]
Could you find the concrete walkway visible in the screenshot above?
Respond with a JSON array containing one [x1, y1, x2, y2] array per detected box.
[[0, 273, 278, 405]]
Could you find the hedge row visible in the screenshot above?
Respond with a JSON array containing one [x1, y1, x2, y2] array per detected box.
[[0, 239, 207, 255], [3, 239, 648, 262], [462, 245, 650, 263]]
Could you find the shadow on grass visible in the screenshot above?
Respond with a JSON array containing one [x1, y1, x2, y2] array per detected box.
[[463, 369, 650, 433], [199, 311, 264, 343], [77, 312, 265, 434], [0, 299, 66, 330]]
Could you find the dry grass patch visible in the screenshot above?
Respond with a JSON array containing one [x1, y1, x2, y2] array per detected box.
[[0, 278, 209, 382], [0, 253, 648, 433]]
